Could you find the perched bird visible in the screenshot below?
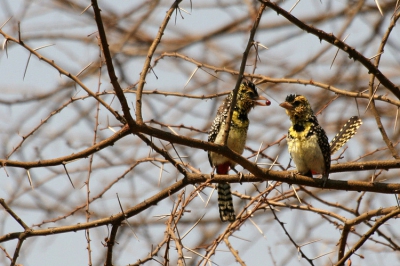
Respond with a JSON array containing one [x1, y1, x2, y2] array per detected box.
[[208, 81, 270, 222], [280, 94, 362, 186]]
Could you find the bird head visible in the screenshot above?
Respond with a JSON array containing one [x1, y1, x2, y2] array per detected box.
[[279, 94, 314, 122], [236, 81, 270, 112]]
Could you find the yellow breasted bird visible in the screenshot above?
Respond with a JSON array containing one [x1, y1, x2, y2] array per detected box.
[[208, 81, 270, 222], [280, 94, 362, 186]]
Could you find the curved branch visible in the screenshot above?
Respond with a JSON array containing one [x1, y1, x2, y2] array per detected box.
[[259, 0, 400, 99], [1, 121, 400, 194], [0, 28, 123, 122], [157, 52, 400, 107], [367, 11, 400, 159], [91, 0, 129, 125], [135, 0, 183, 124], [336, 207, 400, 265]]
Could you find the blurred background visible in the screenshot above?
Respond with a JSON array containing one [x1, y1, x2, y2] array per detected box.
[[0, 0, 399, 265]]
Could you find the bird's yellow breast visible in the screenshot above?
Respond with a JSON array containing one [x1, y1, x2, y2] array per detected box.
[[231, 110, 249, 129], [287, 122, 325, 174], [288, 122, 312, 141], [209, 110, 249, 166]]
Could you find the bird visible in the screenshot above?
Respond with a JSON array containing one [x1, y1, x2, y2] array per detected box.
[[280, 94, 362, 187], [208, 81, 270, 222]]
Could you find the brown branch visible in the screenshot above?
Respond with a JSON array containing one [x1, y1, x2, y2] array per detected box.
[[224, 237, 246, 266], [0, 199, 29, 230], [130, 237, 169, 265], [0, 126, 130, 169], [300, 186, 355, 214], [0, 165, 398, 259], [1, 123, 400, 193], [157, 52, 400, 107], [33, 158, 169, 227], [0, 28, 123, 123], [336, 207, 400, 265], [200, 184, 279, 264], [367, 11, 400, 159], [0, 246, 13, 265], [11, 238, 24, 266], [267, 201, 315, 265], [91, 0, 191, 182], [105, 223, 120, 266], [6, 93, 78, 159], [259, 0, 400, 99], [135, 0, 183, 124], [130, 88, 230, 100], [221, 2, 267, 146], [337, 205, 400, 260], [0, 174, 189, 243], [91, 0, 129, 125]]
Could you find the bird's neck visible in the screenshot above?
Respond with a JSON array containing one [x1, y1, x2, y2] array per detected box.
[[231, 109, 249, 129], [291, 113, 319, 133], [291, 116, 313, 132]]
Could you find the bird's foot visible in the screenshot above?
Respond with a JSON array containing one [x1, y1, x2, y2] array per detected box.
[[290, 171, 297, 178], [231, 167, 243, 184], [321, 175, 328, 188], [238, 172, 244, 185], [210, 166, 216, 179]]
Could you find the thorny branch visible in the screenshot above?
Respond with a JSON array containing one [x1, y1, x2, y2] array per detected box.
[[0, 1, 399, 266], [221, 2, 267, 146], [259, 0, 400, 99]]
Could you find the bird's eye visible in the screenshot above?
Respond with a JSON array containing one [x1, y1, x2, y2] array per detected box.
[[293, 100, 300, 106]]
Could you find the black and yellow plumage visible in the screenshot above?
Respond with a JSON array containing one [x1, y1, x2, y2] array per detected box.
[[330, 116, 362, 155], [208, 81, 269, 222], [280, 94, 362, 187], [280, 94, 331, 186]]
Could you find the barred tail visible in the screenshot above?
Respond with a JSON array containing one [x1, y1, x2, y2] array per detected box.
[[330, 116, 362, 155], [217, 183, 235, 222]]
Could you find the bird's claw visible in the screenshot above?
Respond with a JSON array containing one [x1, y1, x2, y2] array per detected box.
[[321, 175, 328, 188], [290, 171, 297, 178], [210, 166, 216, 179], [238, 172, 243, 185]]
